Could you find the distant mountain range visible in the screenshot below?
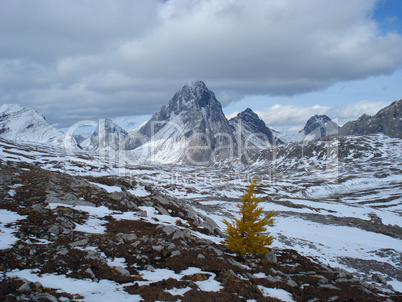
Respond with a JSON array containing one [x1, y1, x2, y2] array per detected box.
[[0, 82, 401, 164]]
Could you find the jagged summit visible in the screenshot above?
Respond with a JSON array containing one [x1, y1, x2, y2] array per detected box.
[[300, 114, 339, 140], [339, 99, 402, 138], [127, 81, 236, 164], [229, 108, 276, 150], [86, 119, 128, 150]]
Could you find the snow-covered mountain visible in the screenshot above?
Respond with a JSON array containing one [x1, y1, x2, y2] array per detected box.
[[83, 119, 129, 151], [0, 104, 76, 148], [229, 108, 279, 158], [299, 114, 339, 140], [339, 99, 402, 138], [125, 81, 238, 164], [123, 82, 284, 164]]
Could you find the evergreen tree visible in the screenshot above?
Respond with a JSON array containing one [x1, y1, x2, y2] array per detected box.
[[224, 179, 275, 258]]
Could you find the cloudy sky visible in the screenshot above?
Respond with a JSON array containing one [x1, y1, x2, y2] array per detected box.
[[1, 0, 402, 131]]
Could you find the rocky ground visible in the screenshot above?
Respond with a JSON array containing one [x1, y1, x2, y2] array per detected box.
[[1, 160, 401, 301]]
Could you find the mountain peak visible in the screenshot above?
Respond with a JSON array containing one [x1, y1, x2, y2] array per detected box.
[[0, 103, 74, 146], [178, 80, 213, 108], [238, 108, 259, 119], [339, 99, 402, 138], [184, 80, 207, 90], [229, 107, 276, 151], [134, 81, 235, 163], [301, 114, 339, 139], [0, 103, 45, 120]]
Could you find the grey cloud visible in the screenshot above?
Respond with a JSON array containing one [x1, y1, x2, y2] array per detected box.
[[0, 0, 402, 127], [0, 0, 160, 61]]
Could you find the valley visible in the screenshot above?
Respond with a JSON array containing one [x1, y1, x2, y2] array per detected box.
[[0, 132, 401, 301]]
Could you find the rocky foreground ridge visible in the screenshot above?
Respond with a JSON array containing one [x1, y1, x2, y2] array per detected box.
[[0, 156, 400, 301]]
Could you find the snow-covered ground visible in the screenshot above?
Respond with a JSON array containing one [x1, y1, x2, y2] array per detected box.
[[0, 134, 401, 294]]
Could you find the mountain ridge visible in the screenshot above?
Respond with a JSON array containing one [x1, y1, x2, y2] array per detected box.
[[0, 103, 77, 148], [339, 99, 402, 138]]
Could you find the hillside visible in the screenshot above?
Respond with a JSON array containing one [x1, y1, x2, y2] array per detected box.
[[0, 135, 401, 301]]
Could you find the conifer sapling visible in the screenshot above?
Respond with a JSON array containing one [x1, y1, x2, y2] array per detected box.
[[223, 179, 275, 258]]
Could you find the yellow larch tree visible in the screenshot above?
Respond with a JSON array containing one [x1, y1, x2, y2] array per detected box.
[[223, 179, 275, 258]]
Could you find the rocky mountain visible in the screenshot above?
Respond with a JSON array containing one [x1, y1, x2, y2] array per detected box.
[[124, 82, 281, 164], [125, 81, 238, 164], [339, 99, 402, 138], [84, 119, 128, 150], [0, 104, 76, 148], [229, 108, 277, 148], [299, 114, 339, 140]]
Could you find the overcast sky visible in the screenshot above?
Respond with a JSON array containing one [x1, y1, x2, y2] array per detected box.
[[1, 0, 402, 131]]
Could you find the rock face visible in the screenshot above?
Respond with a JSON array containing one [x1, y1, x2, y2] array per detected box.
[[126, 81, 238, 164], [229, 108, 277, 152], [300, 114, 339, 139], [86, 119, 128, 150], [124, 82, 282, 164], [0, 104, 76, 147], [339, 99, 402, 138]]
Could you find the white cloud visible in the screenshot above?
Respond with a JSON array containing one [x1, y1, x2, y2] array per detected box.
[[326, 100, 389, 124], [256, 104, 330, 127], [254, 100, 390, 131]]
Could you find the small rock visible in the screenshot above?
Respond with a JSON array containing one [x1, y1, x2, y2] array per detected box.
[[84, 268, 96, 279], [319, 284, 340, 290], [214, 228, 227, 238], [86, 250, 106, 263], [114, 266, 131, 277], [69, 238, 89, 247], [17, 281, 31, 293], [172, 229, 191, 240], [57, 247, 69, 255], [197, 254, 205, 259], [210, 246, 223, 256], [171, 250, 181, 257], [44, 294, 58, 302], [47, 225, 60, 235], [152, 245, 164, 252], [385, 284, 395, 291], [261, 252, 277, 264], [33, 281, 42, 289], [110, 191, 124, 201], [266, 275, 281, 282], [167, 243, 176, 250], [372, 273, 387, 284], [131, 241, 141, 248], [226, 257, 244, 268], [31, 203, 46, 213], [136, 210, 147, 217], [121, 233, 137, 241], [145, 265, 155, 271], [287, 278, 298, 287], [318, 276, 329, 284]]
